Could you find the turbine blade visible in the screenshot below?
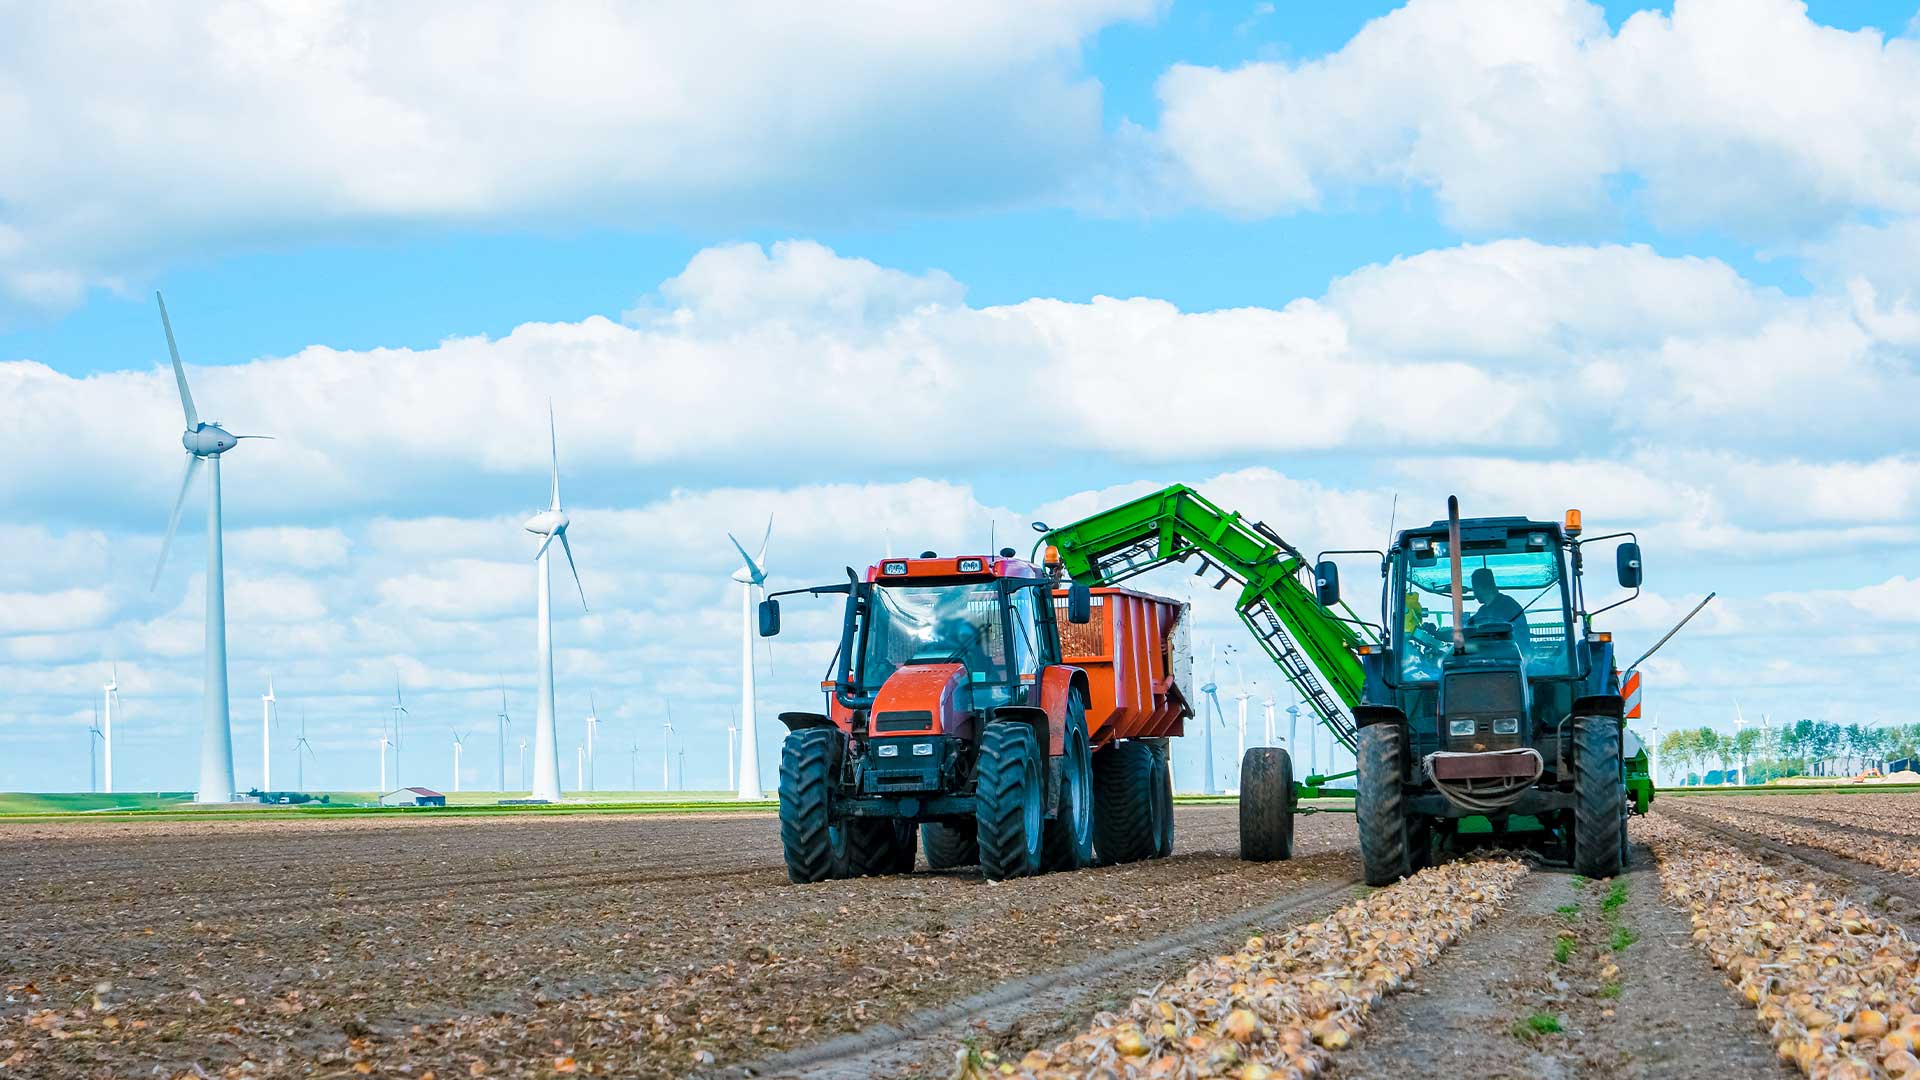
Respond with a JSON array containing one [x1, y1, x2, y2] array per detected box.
[[757, 513, 773, 564], [548, 401, 561, 511], [533, 529, 557, 560], [151, 454, 203, 590], [232, 434, 275, 440], [156, 292, 198, 428], [557, 527, 587, 611], [726, 531, 766, 584]]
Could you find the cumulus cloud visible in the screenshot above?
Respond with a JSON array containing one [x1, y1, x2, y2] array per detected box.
[[1145, 0, 1920, 233], [0, 0, 1151, 310]]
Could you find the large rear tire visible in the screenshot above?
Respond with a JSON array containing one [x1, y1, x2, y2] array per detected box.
[[1092, 741, 1158, 864], [1573, 715, 1627, 879], [1149, 741, 1174, 858], [976, 723, 1045, 880], [848, 818, 917, 876], [1356, 724, 1413, 886], [779, 727, 849, 884], [921, 821, 978, 869], [1239, 746, 1295, 861], [1042, 700, 1095, 872]]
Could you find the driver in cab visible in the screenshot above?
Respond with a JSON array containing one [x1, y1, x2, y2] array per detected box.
[[1468, 567, 1528, 643]]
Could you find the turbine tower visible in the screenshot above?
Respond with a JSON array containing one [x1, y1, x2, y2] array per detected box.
[[378, 731, 391, 791], [101, 666, 118, 794], [1262, 697, 1276, 749], [524, 404, 588, 802], [451, 730, 467, 793], [260, 679, 276, 791], [727, 518, 772, 799], [585, 692, 600, 791], [89, 703, 105, 793], [726, 715, 738, 792], [1196, 645, 1222, 795], [629, 741, 640, 790], [389, 678, 408, 790], [151, 293, 266, 803]]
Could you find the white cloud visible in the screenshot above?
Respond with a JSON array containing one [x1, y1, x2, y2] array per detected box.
[[0, 1, 1151, 310], [0, 588, 114, 636], [1146, 0, 1920, 233]]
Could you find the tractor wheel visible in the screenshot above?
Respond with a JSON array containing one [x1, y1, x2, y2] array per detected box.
[[1356, 723, 1413, 886], [921, 821, 979, 869], [1091, 741, 1158, 865], [1238, 746, 1295, 861], [848, 818, 917, 876], [976, 722, 1045, 880], [1149, 741, 1175, 858], [1041, 700, 1095, 872], [1572, 716, 1626, 879], [778, 727, 849, 883]]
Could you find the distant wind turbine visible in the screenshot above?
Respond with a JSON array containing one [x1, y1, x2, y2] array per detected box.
[[585, 692, 600, 792], [630, 741, 640, 791], [1197, 646, 1223, 795], [727, 517, 772, 799], [261, 678, 276, 791], [451, 730, 467, 793], [662, 701, 675, 790], [378, 730, 391, 791], [495, 682, 511, 792], [525, 404, 587, 802], [390, 677, 408, 791], [88, 703, 105, 793], [101, 666, 118, 794], [150, 293, 267, 803], [294, 709, 314, 791]]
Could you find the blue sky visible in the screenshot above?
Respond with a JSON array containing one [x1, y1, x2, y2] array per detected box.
[[3, 0, 1918, 794]]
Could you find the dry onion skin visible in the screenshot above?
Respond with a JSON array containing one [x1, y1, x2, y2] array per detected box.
[[1683, 797, 1920, 880], [1643, 815, 1920, 1079], [954, 858, 1529, 1080]]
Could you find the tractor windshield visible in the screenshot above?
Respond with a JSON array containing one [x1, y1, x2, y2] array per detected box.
[[1395, 539, 1573, 681], [859, 582, 1015, 693]]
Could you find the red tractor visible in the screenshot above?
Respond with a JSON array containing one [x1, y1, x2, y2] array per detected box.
[[757, 549, 1190, 881]]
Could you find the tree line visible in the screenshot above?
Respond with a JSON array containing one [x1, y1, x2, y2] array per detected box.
[[1654, 720, 1920, 785]]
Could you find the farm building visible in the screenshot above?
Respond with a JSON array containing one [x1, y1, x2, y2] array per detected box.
[[379, 787, 446, 807]]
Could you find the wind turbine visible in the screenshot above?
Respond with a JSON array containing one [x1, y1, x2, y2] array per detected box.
[[101, 666, 118, 794], [1223, 646, 1250, 786], [726, 717, 738, 792], [518, 737, 529, 789], [629, 741, 640, 791], [389, 678, 408, 791], [1262, 697, 1276, 749], [662, 701, 675, 790], [727, 517, 772, 800], [89, 703, 104, 793], [260, 678, 276, 791], [524, 404, 588, 802], [150, 293, 266, 803], [1196, 646, 1223, 795], [451, 730, 467, 793], [495, 683, 511, 792], [378, 730, 391, 792], [294, 709, 314, 791], [1285, 698, 1301, 761], [585, 692, 600, 792]]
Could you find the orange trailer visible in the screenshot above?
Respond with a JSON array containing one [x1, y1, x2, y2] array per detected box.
[[1054, 586, 1191, 746]]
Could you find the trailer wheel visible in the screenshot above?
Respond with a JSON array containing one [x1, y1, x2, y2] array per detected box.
[[1239, 746, 1294, 861], [1356, 723, 1413, 886], [976, 722, 1045, 880], [1042, 700, 1095, 872], [779, 727, 849, 883], [1572, 715, 1626, 879], [848, 818, 917, 876], [1149, 741, 1174, 858], [1091, 741, 1157, 865], [921, 821, 979, 869]]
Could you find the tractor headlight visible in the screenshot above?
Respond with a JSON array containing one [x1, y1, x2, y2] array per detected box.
[[1448, 718, 1476, 737], [876, 744, 900, 757], [911, 742, 934, 756], [957, 557, 984, 572], [1493, 717, 1521, 735], [882, 560, 909, 576]]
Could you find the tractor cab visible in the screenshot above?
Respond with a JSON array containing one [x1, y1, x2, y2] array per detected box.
[[854, 554, 1062, 715]]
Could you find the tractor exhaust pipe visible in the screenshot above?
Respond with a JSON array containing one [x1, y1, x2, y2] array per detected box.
[[1447, 495, 1466, 654]]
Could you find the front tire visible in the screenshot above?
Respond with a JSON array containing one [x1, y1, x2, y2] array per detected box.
[[1239, 746, 1295, 861], [1573, 716, 1626, 878], [1356, 723, 1413, 886], [779, 728, 849, 883], [922, 821, 978, 869], [1092, 741, 1157, 864], [1042, 700, 1095, 872], [976, 723, 1045, 880]]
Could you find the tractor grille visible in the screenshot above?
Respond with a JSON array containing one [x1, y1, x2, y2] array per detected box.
[[874, 710, 934, 733]]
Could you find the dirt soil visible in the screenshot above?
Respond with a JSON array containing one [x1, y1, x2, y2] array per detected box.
[[1329, 837, 1790, 1080], [0, 805, 1358, 1079]]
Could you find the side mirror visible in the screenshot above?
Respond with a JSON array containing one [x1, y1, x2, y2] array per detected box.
[[758, 598, 781, 637], [1067, 583, 1092, 624], [1315, 559, 1341, 606], [1616, 542, 1643, 589]]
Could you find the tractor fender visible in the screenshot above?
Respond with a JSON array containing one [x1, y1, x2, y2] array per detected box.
[[1571, 695, 1625, 720], [990, 706, 1052, 758], [1352, 704, 1408, 729], [1035, 665, 1091, 756], [778, 711, 835, 732]]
